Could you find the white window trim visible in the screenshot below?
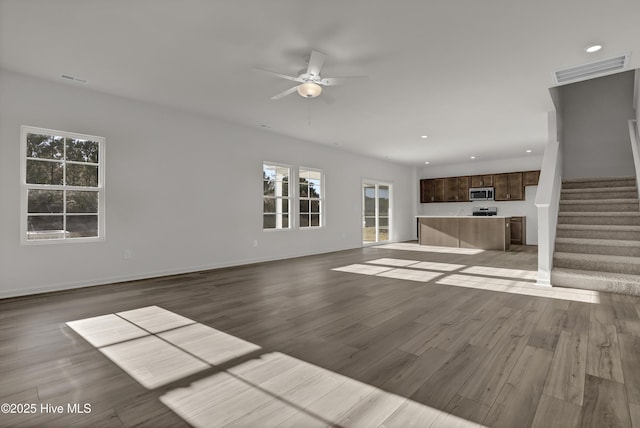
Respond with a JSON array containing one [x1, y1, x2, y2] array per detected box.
[[20, 125, 106, 245], [262, 161, 292, 231], [298, 166, 325, 229]]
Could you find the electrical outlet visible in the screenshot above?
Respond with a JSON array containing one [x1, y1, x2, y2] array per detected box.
[[124, 249, 133, 260], [253, 240, 258, 247]]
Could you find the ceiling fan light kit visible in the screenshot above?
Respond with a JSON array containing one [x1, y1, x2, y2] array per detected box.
[[297, 82, 322, 98], [256, 50, 367, 101]]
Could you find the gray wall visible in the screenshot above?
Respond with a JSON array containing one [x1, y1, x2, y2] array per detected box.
[[559, 71, 636, 179], [0, 70, 417, 298]]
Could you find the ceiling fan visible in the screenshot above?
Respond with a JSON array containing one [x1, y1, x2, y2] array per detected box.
[[254, 50, 367, 100]]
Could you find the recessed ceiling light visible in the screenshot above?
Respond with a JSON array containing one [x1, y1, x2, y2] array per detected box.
[[421, 135, 428, 139], [585, 45, 602, 53], [526, 149, 532, 153], [470, 156, 476, 159], [424, 161, 430, 165]]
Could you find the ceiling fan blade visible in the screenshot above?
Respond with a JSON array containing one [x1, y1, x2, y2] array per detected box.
[[319, 76, 369, 86], [270, 86, 299, 100], [253, 68, 304, 83], [306, 50, 326, 78]]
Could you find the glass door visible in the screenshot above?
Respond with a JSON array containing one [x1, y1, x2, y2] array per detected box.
[[363, 182, 391, 245]]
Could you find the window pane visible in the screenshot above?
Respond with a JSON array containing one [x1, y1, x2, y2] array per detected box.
[[66, 215, 98, 238], [26, 159, 63, 185], [364, 217, 376, 227], [299, 169, 310, 180], [299, 214, 309, 227], [28, 190, 63, 213], [299, 182, 308, 198], [364, 187, 375, 216], [299, 199, 309, 213], [66, 138, 99, 163], [263, 214, 275, 229], [379, 217, 389, 227], [26, 133, 64, 160], [276, 166, 289, 179], [309, 180, 321, 198], [281, 179, 289, 197], [27, 215, 64, 240], [282, 214, 289, 228], [67, 191, 98, 213], [281, 198, 289, 214], [379, 229, 389, 241], [66, 163, 98, 187], [308, 170, 321, 181], [263, 165, 276, 180], [263, 180, 274, 196], [310, 214, 320, 227], [263, 198, 275, 214], [311, 200, 320, 213]]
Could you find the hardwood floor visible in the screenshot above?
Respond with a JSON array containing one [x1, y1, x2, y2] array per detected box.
[[1, 243, 640, 427]]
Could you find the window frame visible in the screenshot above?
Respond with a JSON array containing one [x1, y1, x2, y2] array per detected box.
[[262, 161, 292, 231], [298, 166, 324, 229], [20, 125, 106, 245]]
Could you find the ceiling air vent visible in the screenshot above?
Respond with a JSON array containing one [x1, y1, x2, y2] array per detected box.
[[553, 53, 631, 85]]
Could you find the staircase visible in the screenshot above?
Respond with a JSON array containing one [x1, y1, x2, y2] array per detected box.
[[551, 176, 640, 295]]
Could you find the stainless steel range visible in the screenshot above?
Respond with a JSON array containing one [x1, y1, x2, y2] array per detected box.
[[472, 207, 498, 216]]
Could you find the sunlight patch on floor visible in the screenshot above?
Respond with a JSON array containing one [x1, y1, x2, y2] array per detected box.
[[67, 307, 487, 427], [332, 258, 601, 304], [376, 242, 485, 255]]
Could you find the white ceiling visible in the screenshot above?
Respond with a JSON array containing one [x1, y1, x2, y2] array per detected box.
[[1, 0, 639, 166]]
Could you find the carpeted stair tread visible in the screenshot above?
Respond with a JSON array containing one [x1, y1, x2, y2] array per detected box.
[[562, 177, 637, 189], [555, 251, 640, 263], [555, 237, 640, 247], [557, 224, 640, 231], [551, 268, 640, 296], [563, 176, 636, 183], [562, 186, 637, 193], [554, 251, 640, 275], [558, 212, 640, 217], [560, 198, 639, 204]]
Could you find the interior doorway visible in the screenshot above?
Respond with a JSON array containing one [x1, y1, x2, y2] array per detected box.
[[362, 181, 391, 245]]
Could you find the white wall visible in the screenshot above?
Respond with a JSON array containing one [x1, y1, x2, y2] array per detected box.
[[559, 70, 636, 179], [0, 70, 417, 298]]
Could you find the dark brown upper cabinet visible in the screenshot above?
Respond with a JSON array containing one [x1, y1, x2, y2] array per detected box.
[[457, 176, 470, 202], [494, 172, 523, 201], [470, 174, 494, 188], [420, 179, 434, 203], [444, 177, 458, 201], [523, 170, 541, 186], [433, 178, 445, 202]]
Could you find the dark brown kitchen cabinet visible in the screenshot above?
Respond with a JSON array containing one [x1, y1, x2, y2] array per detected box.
[[470, 174, 494, 188], [494, 172, 523, 201], [523, 170, 541, 186], [433, 178, 445, 202], [510, 216, 526, 245], [444, 177, 458, 201], [457, 176, 470, 202], [420, 179, 434, 203]]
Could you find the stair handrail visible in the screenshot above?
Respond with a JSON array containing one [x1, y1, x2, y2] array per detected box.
[[629, 119, 640, 200], [535, 140, 563, 286]]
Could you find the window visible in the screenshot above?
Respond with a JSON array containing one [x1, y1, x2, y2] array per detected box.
[[299, 167, 323, 228], [21, 126, 105, 243], [263, 163, 290, 229]]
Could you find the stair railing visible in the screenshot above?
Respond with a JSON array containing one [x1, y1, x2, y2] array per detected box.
[[535, 140, 563, 286], [629, 119, 640, 201]]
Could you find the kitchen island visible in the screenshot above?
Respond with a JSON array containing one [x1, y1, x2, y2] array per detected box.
[[417, 216, 510, 251]]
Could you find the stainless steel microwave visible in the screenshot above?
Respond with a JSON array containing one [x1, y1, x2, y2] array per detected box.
[[469, 187, 495, 201]]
